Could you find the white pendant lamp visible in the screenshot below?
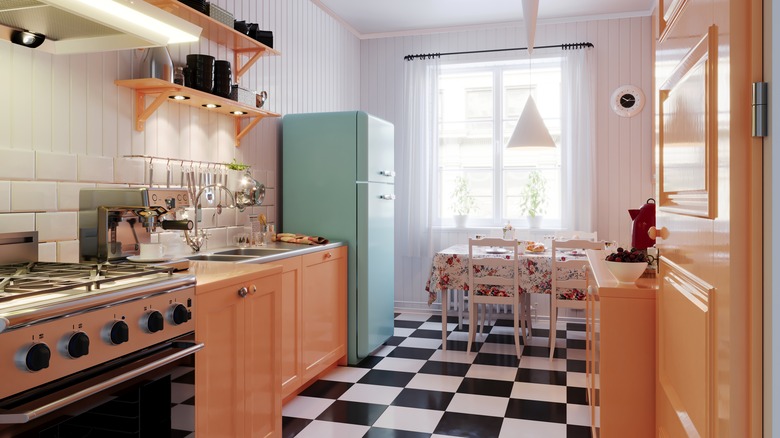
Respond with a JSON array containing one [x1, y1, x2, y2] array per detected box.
[[506, 0, 556, 149]]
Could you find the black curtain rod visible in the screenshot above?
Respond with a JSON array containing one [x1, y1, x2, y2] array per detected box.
[[403, 42, 593, 61]]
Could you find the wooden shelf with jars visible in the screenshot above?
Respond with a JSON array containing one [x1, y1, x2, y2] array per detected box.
[[148, 0, 280, 82], [115, 78, 280, 147]]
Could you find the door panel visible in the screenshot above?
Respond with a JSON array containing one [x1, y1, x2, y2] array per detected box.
[[654, 0, 761, 436]]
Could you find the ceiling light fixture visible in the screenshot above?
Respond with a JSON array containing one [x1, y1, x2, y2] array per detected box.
[[506, 0, 555, 149], [10, 30, 46, 48]]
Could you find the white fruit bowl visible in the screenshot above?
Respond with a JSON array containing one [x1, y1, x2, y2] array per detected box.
[[604, 261, 647, 283]]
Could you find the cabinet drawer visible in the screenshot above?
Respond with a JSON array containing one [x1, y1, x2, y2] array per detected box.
[[301, 246, 346, 265]]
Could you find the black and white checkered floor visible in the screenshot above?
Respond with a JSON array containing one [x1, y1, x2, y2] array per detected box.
[[282, 312, 596, 438]]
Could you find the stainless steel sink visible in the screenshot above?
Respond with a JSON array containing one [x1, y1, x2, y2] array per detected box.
[[185, 254, 258, 262], [215, 248, 291, 257]]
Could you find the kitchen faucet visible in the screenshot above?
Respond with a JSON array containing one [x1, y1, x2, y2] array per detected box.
[[184, 183, 243, 252]]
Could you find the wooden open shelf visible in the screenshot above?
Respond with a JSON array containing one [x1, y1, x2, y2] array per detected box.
[[148, 0, 280, 82], [115, 78, 280, 147]]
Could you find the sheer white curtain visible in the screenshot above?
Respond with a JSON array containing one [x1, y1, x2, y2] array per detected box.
[[397, 57, 440, 265], [561, 47, 596, 232]]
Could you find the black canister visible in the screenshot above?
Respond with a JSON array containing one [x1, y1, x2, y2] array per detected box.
[[186, 54, 214, 92], [213, 60, 232, 98]]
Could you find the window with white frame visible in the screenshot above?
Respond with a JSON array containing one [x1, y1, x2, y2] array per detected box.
[[437, 56, 563, 228]]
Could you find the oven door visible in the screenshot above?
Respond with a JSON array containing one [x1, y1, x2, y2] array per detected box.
[[0, 335, 203, 438]]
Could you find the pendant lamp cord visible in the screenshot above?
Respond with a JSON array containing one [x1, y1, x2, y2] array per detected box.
[[404, 42, 592, 61]]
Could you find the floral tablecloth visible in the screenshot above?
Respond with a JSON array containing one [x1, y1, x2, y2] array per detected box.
[[424, 244, 587, 305]]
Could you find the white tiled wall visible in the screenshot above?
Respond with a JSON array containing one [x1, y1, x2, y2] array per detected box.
[[0, 0, 361, 260]]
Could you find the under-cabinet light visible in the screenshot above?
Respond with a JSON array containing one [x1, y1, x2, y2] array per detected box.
[[169, 95, 190, 100], [231, 111, 246, 115], [202, 104, 221, 109]]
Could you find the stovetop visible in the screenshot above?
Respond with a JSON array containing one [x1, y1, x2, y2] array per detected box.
[[0, 261, 195, 333]]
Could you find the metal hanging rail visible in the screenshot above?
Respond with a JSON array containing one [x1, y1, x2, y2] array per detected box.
[[123, 155, 245, 169], [403, 42, 593, 61]]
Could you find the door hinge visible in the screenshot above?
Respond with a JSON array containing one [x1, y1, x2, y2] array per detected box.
[[752, 82, 768, 137]]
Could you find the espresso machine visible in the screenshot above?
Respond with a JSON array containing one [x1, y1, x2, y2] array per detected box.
[[79, 188, 192, 263]]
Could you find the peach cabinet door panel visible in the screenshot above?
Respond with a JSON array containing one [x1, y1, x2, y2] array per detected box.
[[195, 282, 247, 437], [245, 274, 283, 438], [301, 247, 348, 381], [279, 257, 303, 399]]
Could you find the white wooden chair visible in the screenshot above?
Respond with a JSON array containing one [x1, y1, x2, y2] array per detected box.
[[549, 238, 604, 359], [466, 237, 526, 358], [553, 230, 598, 241]]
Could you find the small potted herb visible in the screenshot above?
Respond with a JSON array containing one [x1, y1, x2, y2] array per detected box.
[[452, 176, 476, 228], [519, 170, 547, 228]]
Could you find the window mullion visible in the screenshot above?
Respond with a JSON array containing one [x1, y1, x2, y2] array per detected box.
[[493, 65, 503, 226]]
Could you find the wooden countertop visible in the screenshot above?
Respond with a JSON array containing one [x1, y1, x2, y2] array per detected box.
[[189, 260, 283, 294], [586, 249, 658, 298]]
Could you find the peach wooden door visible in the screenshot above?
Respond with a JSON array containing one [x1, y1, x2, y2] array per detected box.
[[654, 0, 762, 436], [301, 247, 348, 381]]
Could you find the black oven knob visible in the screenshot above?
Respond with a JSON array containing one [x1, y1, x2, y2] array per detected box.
[[145, 311, 164, 333], [24, 343, 51, 372], [66, 332, 90, 359], [109, 321, 130, 345], [169, 304, 190, 325]]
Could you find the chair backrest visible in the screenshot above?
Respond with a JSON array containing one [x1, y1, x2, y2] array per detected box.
[[551, 239, 604, 299], [553, 230, 598, 241], [468, 238, 519, 297]]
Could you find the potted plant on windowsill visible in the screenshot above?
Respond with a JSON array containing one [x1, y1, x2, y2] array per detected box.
[[452, 176, 476, 228], [519, 170, 547, 229]]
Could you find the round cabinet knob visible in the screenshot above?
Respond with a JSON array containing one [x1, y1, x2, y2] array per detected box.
[[145, 311, 164, 333], [23, 343, 51, 372], [169, 304, 190, 325], [648, 226, 670, 240], [66, 332, 90, 359], [238, 287, 249, 298], [109, 321, 130, 345]]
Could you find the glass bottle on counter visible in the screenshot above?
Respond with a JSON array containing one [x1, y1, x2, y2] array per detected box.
[[173, 66, 185, 85]]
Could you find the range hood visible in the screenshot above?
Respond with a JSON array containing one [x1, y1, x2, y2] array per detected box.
[[0, 0, 201, 54]]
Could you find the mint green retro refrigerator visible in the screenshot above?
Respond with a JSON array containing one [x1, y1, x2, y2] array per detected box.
[[282, 111, 395, 365]]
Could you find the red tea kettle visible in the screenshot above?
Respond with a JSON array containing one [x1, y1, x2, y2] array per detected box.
[[629, 198, 656, 250]]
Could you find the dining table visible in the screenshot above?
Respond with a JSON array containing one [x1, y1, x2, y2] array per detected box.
[[424, 243, 590, 349]]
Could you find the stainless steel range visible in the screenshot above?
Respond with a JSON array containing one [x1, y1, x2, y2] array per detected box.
[[0, 232, 199, 436]]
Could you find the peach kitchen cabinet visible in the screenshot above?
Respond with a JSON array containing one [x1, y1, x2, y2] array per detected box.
[[585, 250, 658, 438], [192, 262, 283, 438], [281, 246, 348, 400]]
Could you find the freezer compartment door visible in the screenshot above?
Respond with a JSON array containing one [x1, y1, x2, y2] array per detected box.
[[357, 112, 395, 184], [356, 182, 395, 359]]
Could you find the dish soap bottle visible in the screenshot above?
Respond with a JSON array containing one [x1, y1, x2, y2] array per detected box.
[[502, 221, 515, 240]]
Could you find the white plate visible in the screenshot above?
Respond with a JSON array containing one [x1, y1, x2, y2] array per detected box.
[[126, 255, 171, 263], [485, 248, 509, 254]]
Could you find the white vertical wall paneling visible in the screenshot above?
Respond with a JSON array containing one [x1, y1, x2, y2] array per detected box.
[[11, 45, 33, 151], [101, 52, 118, 159], [0, 42, 10, 150], [32, 51, 53, 153], [363, 17, 654, 310], [86, 53, 103, 156], [51, 55, 70, 154], [69, 54, 87, 156]]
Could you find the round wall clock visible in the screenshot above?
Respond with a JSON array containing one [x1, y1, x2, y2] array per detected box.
[[611, 85, 645, 117]]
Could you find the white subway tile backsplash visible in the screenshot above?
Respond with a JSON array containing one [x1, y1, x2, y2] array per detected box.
[[36, 151, 77, 181], [38, 242, 57, 262], [215, 206, 236, 227], [266, 170, 277, 189], [236, 206, 250, 226], [114, 158, 145, 185], [204, 227, 227, 250], [11, 181, 57, 212], [0, 148, 35, 180], [57, 240, 80, 263], [78, 155, 114, 183], [0, 213, 35, 233], [0, 182, 9, 212], [36, 212, 78, 241], [58, 182, 95, 211]]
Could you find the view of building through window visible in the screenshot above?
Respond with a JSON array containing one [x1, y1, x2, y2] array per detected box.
[[437, 57, 563, 228]]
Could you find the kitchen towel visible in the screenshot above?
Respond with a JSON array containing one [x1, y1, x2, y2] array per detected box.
[[275, 233, 329, 245]]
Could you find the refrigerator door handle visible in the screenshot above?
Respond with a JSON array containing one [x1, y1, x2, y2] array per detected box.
[[379, 170, 396, 177], [379, 194, 396, 201]]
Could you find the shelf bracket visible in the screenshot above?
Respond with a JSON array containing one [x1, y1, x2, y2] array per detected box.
[[234, 48, 265, 82], [235, 116, 264, 147], [134, 88, 177, 131]]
